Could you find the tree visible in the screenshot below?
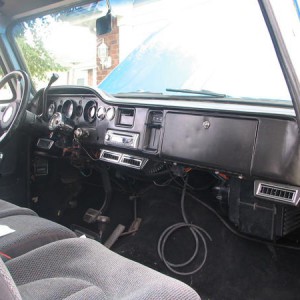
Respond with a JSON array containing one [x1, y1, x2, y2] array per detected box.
[[14, 17, 68, 85], [17, 36, 67, 81]]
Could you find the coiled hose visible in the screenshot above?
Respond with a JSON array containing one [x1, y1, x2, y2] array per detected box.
[[157, 175, 212, 275]]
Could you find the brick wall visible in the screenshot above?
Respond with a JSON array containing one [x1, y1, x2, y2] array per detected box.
[[96, 17, 119, 84]]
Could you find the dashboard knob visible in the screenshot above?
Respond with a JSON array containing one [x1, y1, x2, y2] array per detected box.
[[49, 112, 74, 133], [74, 128, 89, 139], [105, 133, 111, 141]]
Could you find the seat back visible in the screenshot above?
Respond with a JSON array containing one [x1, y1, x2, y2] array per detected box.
[[0, 258, 21, 300]]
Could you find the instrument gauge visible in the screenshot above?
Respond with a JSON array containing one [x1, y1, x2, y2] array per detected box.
[[106, 107, 115, 121], [47, 103, 56, 118], [97, 106, 106, 120], [84, 100, 97, 123], [89, 106, 96, 119], [62, 100, 74, 118]]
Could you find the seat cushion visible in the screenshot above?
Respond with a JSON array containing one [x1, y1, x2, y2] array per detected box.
[[0, 215, 76, 260], [0, 258, 21, 300], [18, 278, 106, 300], [6, 238, 200, 300], [0, 200, 37, 219]]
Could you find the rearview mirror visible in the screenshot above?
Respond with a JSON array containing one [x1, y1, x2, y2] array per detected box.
[[96, 11, 112, 35]]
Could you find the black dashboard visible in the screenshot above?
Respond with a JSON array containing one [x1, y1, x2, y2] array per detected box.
[[31, 86, 300, 188]]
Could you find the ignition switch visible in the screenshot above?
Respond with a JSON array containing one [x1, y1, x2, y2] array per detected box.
[[74, 128, 89, 139]]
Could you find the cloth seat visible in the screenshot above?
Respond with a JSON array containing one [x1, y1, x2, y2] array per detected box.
[[3, 237, 200, 300], [0, 200, 76, 260], [0, 215, 76, 260], [0, 200, 37, 218]]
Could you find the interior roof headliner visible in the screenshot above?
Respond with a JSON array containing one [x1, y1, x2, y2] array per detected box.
[[0, 0, 91, 20]]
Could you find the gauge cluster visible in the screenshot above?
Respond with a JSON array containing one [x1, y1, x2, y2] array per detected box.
[[46, 95, 117, 133]]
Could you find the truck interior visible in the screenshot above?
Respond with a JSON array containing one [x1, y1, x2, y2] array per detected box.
[[0, 0, 300, 299]]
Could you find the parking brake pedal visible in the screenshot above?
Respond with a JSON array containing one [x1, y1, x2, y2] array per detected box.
[[128, 217, 142, 235]]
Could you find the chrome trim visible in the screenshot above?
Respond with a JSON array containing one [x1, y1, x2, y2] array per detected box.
[[100, 150, 147, 169], [96, 89, 295, 117], [254, 180, 300, 206], [100, 151, 121, 163]]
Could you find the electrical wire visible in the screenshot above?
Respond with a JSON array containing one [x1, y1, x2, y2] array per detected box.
[[153, 178, 173, 187], [157, 169, 300, 276], [157, 175, 212, 275], [74, 138, 99, 161], [80, 169, 93, 177]]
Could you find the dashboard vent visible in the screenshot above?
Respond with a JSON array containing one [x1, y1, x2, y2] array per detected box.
[[101, 151, 120, 162], [254, 181, 300, 206], [100, 151, 147, 169], [121, 156, 142, 167]]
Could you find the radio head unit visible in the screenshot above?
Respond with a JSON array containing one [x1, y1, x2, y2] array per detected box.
[[104, 130, 139, 149]]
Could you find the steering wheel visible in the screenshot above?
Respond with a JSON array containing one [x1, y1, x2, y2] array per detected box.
[[0, 70, 30, 144]]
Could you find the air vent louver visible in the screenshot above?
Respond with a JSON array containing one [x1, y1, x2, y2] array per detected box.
[[100, 151, 147, 169], [102, 152, 120, 161], [259, 185, 295, 201], [254, 181, 300, 206], [121, 157, 142, 167]]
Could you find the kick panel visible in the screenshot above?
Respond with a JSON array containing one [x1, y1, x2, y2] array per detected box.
[[161, 113, 258, 174]]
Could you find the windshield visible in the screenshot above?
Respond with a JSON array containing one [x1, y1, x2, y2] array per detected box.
[[13, 0, 294, 103]]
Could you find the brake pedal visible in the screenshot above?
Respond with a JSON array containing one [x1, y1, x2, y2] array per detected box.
[[128, 218, 142, 235]]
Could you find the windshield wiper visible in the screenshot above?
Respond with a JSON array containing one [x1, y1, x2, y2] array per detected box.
[[166, 88, 227, 98]]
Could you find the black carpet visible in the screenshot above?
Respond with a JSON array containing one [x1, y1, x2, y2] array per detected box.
[[33, 166, 300, 299], [110, 185, 300, 300]]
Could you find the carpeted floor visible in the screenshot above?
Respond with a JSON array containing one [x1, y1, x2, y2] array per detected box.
[[110, 185, 300, 300], [33, 166, 300, 299]]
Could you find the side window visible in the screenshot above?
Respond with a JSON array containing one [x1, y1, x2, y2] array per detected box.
[[0, 62, 13, 101]]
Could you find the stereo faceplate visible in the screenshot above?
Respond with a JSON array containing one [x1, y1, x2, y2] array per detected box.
[[104, 130, 139, 149]]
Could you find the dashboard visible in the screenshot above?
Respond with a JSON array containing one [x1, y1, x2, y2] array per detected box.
[[27, 85, 300, 241], [31, 85, 300, 189]]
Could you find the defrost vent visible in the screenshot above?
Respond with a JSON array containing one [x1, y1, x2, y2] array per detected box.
[[254, 180, 300, 206], [100, 150, 147, 169]]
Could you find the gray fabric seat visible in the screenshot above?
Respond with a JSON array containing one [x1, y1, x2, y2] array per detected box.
[[0, 200, 76, 260], [3, 238, 200, 300], [0, 200, 37, 218], [0, 215, 76, 260]]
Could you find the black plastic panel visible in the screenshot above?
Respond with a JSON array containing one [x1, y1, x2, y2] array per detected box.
[[161, 113, 258, 174], [252, 118, 300, 186]]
